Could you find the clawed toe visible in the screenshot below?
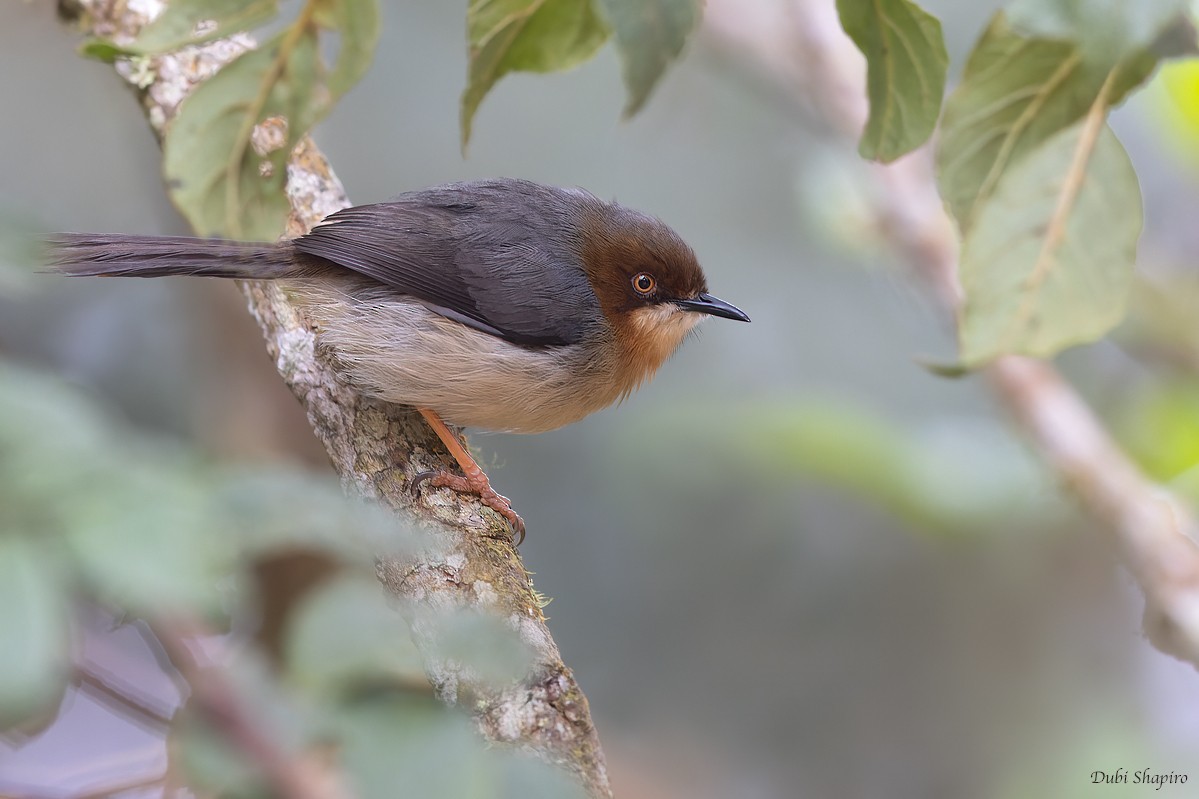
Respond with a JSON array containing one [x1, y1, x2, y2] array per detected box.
[[411, 468, 525, 545]]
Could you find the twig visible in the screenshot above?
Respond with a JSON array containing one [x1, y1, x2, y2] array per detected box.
[[148, 618, 343, 799], [73, 663, 174, 731], [704, 0, 1199, 667], [62, 1, 611, 794], [74, 772, 167, 799]]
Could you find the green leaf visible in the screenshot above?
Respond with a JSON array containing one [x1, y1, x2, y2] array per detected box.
[[164, 32, 316, 240], [214, 468, 419, 562], [173, 713, 262, 797], [87, 0, 281, 58], [64, 465, 233, 614], [285, 575, 426, 698], [164, 2, 379, 240], [595, 0, 701, 118], [0, 538, 71, 728], [836, 0, 948, 162], [337, 695, 485, 799], [936, 13, 1154, 233], [79, 40, 128, 64], [462, 0, 610, 149], [175, 653, 313, 796], [0, 364, 124, 530], [1116, 378, 1199, 482], [414, 607, 536, 687], [957, 119, 1141, 366], [336, 693, 585, 799], [1007, 0, 1190, 67], [623, 398, 1052, 536], [313, 0, 382, 96]]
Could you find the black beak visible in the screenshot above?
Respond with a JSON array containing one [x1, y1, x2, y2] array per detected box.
[[675, 292, 751, 322]]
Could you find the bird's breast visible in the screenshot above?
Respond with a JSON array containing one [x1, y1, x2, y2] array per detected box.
[[290, 279, 633, 433]]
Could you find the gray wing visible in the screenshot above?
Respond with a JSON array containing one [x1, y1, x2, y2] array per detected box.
[[292, 180, 602, 347]]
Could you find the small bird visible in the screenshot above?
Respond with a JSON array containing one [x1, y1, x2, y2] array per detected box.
[[49, 178, 749, 540]]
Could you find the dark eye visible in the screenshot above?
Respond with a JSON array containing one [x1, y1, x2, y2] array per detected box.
[[632, 273, 656, 295]]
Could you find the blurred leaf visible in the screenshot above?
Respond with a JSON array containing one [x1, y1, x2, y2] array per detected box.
[[2, 373, 206, 609], [957, 120, 1140, 366], [337, 694, 486, 799], [174, 710, 264, 797], [214, 468, 419, 561], [997, 721, 1168, 799], [629, 398, 1054, 536], [0, 365, 232, 614], [413, 607, 536, 687], [836, 0, 947, 162], [794, 147, 890, 257], [483, 754, 590, 799], [78, 41, 129, 63], [1115, 378, 1199, 481], [285, 574, 426, 698], [747, 402, 1052, 533], [0, 538, 71, 728], [461, 0, 610, 148], [1007, 0, 1190, 67], [0, 365, 124, 534], [175, 653, 314, 797], [1146, 58, 1199, 169], [83, 0, 280, 59], [595, 0, 701, 117], [0, 362, 583, 792], [164, 1, 379, 240], [1118, 273, 1199, 369], [336, 694, 585, 799], [63, 464, 234, 615], [937, 13, 1154, 233], [313, 0, 382, 96], [0, 363, 401, 623]]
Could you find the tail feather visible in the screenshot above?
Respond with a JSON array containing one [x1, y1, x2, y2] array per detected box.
[[47, 233, 301, 280]]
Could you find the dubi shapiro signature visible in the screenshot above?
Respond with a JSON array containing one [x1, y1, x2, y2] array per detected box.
[[1091, 770, 1188, 790]]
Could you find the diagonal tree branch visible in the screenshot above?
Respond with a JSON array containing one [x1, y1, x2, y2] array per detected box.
[[59, 1, 611, 794], [705, 0, 1199, 668]]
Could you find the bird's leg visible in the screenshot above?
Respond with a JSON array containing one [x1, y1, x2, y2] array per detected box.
[[413, 408, 525, 544]]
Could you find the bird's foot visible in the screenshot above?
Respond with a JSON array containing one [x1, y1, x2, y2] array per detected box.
[[413, 408, 526, 545], [411, 468, 526, 545]]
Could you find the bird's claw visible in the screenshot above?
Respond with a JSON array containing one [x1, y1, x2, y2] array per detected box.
[[411, 468, 525, 545]]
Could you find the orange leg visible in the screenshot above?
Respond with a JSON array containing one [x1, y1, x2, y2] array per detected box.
[[413, 408, 525, 544]]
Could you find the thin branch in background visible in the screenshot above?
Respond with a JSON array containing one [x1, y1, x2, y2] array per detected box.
[[73, 664, 174, 732], [73, 772, 167, 799], [704, 0, 1199, 668], [148, 617, 347, 799], [0, 774, 167, 799]]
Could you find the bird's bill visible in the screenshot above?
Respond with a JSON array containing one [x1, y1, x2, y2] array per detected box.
[[674, 292, 750, 322]]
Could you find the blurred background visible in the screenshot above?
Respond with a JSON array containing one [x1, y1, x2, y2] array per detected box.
[[3, 0, 1199, 796]]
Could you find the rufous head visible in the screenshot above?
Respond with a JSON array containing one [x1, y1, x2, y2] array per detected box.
[[576, 201, 749, 388]]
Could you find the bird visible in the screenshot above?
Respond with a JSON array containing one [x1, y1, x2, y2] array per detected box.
[[48, 178, 750, 542]]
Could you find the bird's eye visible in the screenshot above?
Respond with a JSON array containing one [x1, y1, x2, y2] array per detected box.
[[632, 273, 656, 295]]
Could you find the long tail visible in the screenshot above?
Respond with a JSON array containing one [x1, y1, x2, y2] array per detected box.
[[47, 233, 304, 280]]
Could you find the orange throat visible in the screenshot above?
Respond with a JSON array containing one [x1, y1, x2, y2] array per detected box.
[[614, 305, 703, 391]]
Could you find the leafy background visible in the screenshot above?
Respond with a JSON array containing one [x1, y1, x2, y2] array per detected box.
[[3, 0, 1199, 796]]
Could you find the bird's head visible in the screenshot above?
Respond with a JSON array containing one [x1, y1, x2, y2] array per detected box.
[[576, 202, 749, 386]]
